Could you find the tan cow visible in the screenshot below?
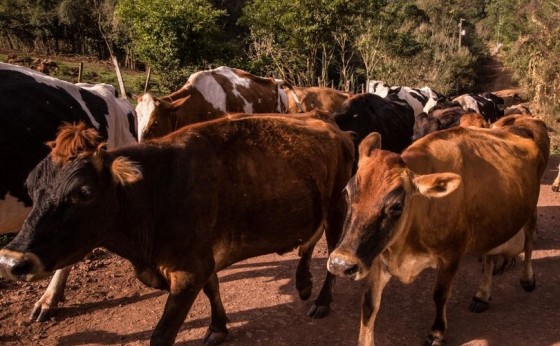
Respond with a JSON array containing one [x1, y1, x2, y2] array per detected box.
[[285, 86, 352, 113], [459, 112, 489, 128], [328, 115, 549, 346], [136, 66, 293, 141]]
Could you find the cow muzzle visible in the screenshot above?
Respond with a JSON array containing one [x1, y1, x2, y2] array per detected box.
[[0, 249, 48, 282], [328, 251, 367, 281]]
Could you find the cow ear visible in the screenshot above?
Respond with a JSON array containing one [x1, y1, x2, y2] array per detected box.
[[358, 132, 382, 159], [110, 156, 143, 185], [413, 172, 461, 198]]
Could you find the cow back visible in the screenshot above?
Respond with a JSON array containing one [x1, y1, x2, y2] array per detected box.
[[334, 93, 415, 155], [403, 125, 545, 253]]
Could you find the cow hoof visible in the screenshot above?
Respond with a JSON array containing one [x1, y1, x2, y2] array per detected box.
[[424, 335, 446, 346], [298, 286, 312, 301], [469, 296, 489, 313], [30, 305, 52, 322], [202, 326, 228, 346], [521, 277, 536, 292], [307, 304, 330, 319]]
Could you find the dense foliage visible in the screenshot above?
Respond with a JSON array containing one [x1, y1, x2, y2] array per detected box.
[[0, 0, 558, 116]]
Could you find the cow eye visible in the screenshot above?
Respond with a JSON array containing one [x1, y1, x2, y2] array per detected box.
[[387, 202, 403, 217], [78, 186, 93, 201]]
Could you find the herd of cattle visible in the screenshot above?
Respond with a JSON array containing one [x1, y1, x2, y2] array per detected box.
[[0, 62, 558, 346]]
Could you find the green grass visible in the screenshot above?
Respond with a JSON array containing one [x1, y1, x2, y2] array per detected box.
[[1, 52, 149, 98]]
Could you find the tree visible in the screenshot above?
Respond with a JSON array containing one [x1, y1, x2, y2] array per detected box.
[[116, 0, 226, 89]]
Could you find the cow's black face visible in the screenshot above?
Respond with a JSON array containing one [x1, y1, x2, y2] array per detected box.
[[0, 156, 116, 281], [413, 112, 441, 141]]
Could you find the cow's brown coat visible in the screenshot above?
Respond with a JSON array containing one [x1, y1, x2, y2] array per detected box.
[[328, 115, 549, 345], [0, 112, 354, 346]]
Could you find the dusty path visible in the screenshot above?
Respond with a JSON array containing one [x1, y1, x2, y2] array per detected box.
[[0, 154, 559, 346]]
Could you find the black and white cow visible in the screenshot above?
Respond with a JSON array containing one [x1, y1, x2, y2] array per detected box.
[[0, 62, 137, 321], [368, 80, 445, 115], [333, 93, 415, 172], [452, 93, 504, 123]]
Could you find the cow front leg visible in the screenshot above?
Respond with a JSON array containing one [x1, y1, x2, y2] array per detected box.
[[150, 272, 206, 346], [30, 267, 71, 321], [308, 196, 347, 319], [425, 258, 460, 346], [296, 243, 315, 301], [359, 258, 391, 346], [202, 273, 229, 346]]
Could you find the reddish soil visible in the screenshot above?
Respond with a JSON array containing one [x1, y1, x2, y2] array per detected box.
[[0, 155, 558, 346]]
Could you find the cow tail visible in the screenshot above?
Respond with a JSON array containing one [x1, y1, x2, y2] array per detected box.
[[276, 79, 304, 113]]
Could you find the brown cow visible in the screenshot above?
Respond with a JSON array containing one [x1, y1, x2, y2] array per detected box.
[[0, 112, 354, 346], [136, 66, 293, 141], [459, 112, 489, 128], [285, 86, 352, 113], [327, 115, 549, 346]]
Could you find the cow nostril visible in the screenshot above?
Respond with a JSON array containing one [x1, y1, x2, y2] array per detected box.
[[344, 264, 359, 277], [11, 260, 35, 277]]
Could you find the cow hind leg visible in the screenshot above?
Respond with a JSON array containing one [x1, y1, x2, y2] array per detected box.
[[470, 255, 494, 313], [202, 273, 229, 346], [520, 213, 536, 292], [30, 267, 71, 322], [307, 197, 346, 319]]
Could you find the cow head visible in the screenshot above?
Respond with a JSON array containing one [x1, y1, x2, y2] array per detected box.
[[328, 132, 461, 280], [412, 112, 442, 141], [0, 123, 142, 282]]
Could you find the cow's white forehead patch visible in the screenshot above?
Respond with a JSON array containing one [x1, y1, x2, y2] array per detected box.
[[136, 94, 157, 142]]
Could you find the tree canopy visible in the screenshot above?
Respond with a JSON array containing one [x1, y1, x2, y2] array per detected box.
[[0, 0, 558, 115]]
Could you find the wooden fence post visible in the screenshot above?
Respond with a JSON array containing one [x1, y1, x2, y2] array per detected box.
[[77, 62, 83, 83], [144, 67, 152, 93], [111, 55, 127, 99]]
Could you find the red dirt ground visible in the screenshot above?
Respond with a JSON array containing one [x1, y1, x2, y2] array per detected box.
[[0, 155, 559, 346]]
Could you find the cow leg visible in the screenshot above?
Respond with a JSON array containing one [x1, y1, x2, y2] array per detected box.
[[359, 258, 391, 346], [520, 213, 536, 292], [425, 258, 460, 346], [202, 273, 229, 346], [307, 197, 346, 319], [150, 272, 207, 346], [470, 255, 494, 313], [296, 243, 315, 301], [30, 266, 71, 321]]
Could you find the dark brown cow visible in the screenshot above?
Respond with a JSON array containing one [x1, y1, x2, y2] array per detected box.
[[136, 66, 292, 141], [0, 112, 354, 346], [285, 86, 352, 113], [327, 115, 549, 346], [413, 108, 488, 141]]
